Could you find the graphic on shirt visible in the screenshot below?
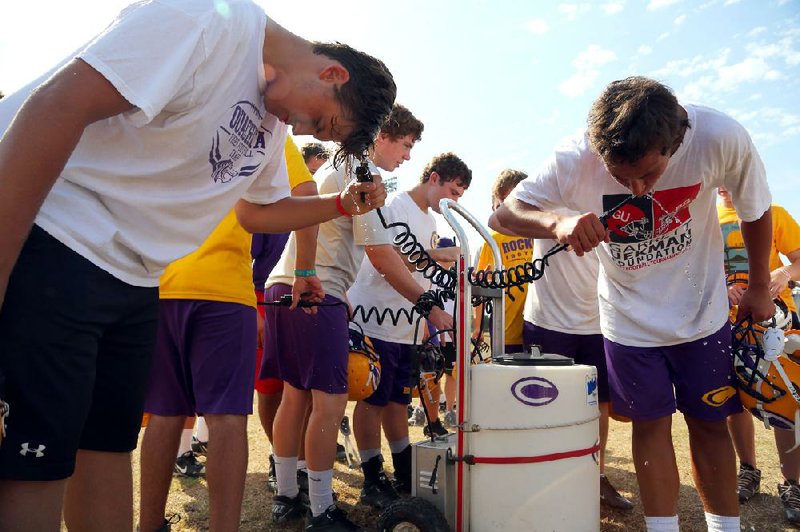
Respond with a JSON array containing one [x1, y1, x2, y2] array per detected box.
[[605, 184, 701, 270], [209, 100, 270, 183], [501, 237, 533, 262], [720, 221, 748, 275]]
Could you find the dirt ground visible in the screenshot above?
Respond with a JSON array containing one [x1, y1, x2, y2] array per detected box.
[[117, 400, 800, 532]]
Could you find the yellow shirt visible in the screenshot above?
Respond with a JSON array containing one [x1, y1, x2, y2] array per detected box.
[[718, 203, 800, 313], [159, 137, 314, 306], [476, 231, 534, 346]]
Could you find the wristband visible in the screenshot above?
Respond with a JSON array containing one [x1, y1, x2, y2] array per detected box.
[[335, 194, 352, 217], [294, 269, 317, 277]]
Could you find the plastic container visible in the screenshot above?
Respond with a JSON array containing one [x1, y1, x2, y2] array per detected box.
[[468, 354, 600, 531]]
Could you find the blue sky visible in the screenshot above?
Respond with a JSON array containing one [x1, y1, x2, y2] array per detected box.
[[1, 0, 798, 254]]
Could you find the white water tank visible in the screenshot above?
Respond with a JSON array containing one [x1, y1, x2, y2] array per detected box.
[[468, 353, 600, 531]]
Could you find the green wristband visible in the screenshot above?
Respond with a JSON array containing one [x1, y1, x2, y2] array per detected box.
[[294, 269, 317, 277]]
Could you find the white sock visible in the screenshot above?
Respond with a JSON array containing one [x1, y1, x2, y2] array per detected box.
[[645, 515, 679, 532], [359, 448, 382, 463], [388, 437, 410, 454], [274, 455, 299, 498], [177, 428, 193, 457], [704, 512, 740, 532], [195, 416, 209, 442], [307, 468, 334, 517], [297, 459, 307, 472]]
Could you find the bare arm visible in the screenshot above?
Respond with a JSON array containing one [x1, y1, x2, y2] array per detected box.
[[770, 248, 800, 299], [490, 197, 608, 256], [289, 180, 324, 311], [365, 244, 453, 332], [0, 59, 134, 307], [737, 208, 776, 322], [234, 179, 385, 233]]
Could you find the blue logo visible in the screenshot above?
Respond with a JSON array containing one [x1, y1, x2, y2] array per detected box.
[[510, 377, 559, 406], [587, 377, 597, 396]]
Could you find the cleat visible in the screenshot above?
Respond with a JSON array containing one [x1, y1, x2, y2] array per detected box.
[[173, 451, 205, 478], [271, 493, 306, 523], [600, 474, 633, 510], [737, 463, 761, 503], [305, 504, 363, 531], [190, 435, 208, 455], [408, 405, 426, 427], [423, 419, 449, 438], [778, 480, 800, 525]]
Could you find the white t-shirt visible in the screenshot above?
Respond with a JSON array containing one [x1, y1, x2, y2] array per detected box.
[[268, 158, 387, 301], [525, 209, 601, 335], [348, 191, 439, 344], [0, 0, 289, 287], [514, 104, 771, 347]]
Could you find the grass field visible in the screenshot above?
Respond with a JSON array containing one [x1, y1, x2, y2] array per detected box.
[[122, 400, 800, 532]]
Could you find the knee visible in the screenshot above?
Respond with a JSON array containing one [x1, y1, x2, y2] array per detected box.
[[204, 414, 247, 434], [686, 416, 731, 441]]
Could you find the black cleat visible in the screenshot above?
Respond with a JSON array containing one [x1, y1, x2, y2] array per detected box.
[[305, 504, 363, 531], [271, 493, 306, 523]]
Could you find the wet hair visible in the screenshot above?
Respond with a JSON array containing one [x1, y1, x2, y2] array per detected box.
[[312, 42, 396, 166], [419, 152, 472, 187], [381, 103, 424, 142], [300, 142, 329, 164], [587, 76, 690, 165], [491, 169, 528, 202]]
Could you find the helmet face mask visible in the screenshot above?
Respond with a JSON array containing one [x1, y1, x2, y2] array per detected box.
[[733, 314, 800, 431]]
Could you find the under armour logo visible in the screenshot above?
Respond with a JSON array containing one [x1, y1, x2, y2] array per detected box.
[[20, 442, 46, 457]]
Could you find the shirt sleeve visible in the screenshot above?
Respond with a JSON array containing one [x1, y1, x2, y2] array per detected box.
[[720, 119, 772, 223], [774, 206, 800, 256], [284, 137, 314, 189], [78, 2, 217, 125]]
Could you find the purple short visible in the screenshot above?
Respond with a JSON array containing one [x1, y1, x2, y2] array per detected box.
[[364, 338, 414, 407], [523, 321, 610, 402], [145, 299, 257, 416], [604, 322, 742, 422], [260, 284, 349, 394]]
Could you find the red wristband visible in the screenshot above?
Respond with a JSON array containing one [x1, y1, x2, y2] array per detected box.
[[336, 194, 352, 217]]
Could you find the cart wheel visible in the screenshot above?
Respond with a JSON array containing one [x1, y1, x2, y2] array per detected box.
[[377, 497, 449, 532]]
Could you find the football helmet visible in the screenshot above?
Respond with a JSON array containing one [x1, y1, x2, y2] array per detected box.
[[347, 327, 381, 402], [734, 311, 800, 440]]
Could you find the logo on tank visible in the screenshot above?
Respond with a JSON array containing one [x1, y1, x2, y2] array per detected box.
[[510, 376, 559, 406], [208, 100, 273, 183], [586, 374, 598, 406]]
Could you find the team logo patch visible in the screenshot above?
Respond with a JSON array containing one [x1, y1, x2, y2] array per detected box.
[[511, 377, 559, 406], [702, 385, 737, 407]]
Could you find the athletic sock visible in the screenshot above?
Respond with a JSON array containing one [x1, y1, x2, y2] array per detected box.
[[388, 437, 410, 454], [274, 455, 299, 498], [359, 448, 382, 463], [704, 513, 740, 532], [297, 459, 307, 472], [307, 468, 334, 517], [645, 515, 679, 532], [177, 428, 193, 457], [195, 416, 209, 442]]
